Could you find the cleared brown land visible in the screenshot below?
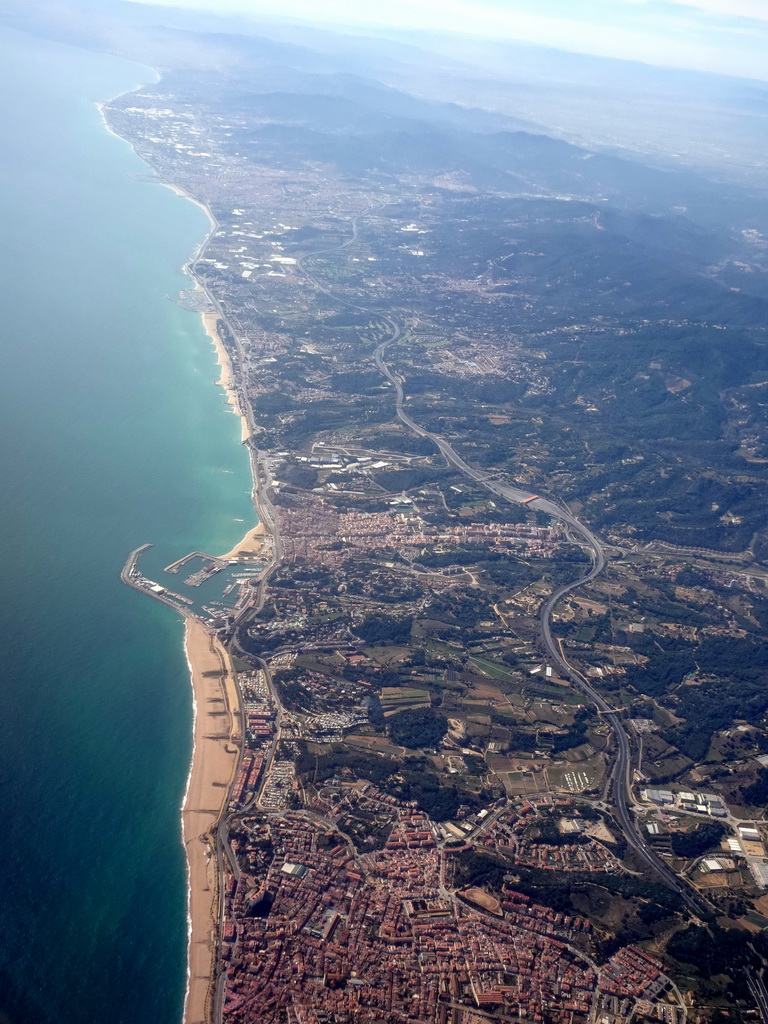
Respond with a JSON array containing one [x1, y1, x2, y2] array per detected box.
[[462, 887, 502, 915]]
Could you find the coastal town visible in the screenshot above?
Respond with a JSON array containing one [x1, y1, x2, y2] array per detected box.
[[218, 809, 680, 1024], [106, 43, 768, 1024]]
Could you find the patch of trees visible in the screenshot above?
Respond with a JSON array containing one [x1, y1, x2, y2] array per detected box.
[[275, 565, 334, 589], [488, 717, 538, 753], [330, 370, 386, 395], [387, 770, 460, 821], [362, 431, 436, 457], [373, 467, 449, 492], [290, 225, 326, 242], [755, 535, 768, 567], [550, 708, 595, 754], [376, 754, 471, 820], [625, 647, 696, 699], [559, 870, 682, 911], [279, 464, 319, 490], [296, 746, 399, 787], [651, 520, 755, 553], [251, 601, 277, 621], [427, 591, 494, 629], [273, 674, 312, 713], [274, 401, 361, 447], [322, 311, 369, 328], [667, 924, 768, 995], [699, 636, 768, 679], [294, 745, 467, 821], [741, 767, 768, 807], [478, 557, 542, 588], [451, 850, 683, 922], [235, 623, 292, 658], [627, 634, 768, 759], [667, 683, 768, 763], [420, 544, 494, 568], [366, 576, 423, 604], [670, 821, 728, 859], [463, 753, 488, 776], [500, 649, 520, 668], [628, 580, 711, 627], [485, 555, 588, 589], [255, 390, 295, 415], [389, 707, 448, 749], [674, 566, 714, 590], [576, 804, 601, 822], [367, 694, 386, 730], [452, 850, 508, 893], [355, 613, 413, 645]]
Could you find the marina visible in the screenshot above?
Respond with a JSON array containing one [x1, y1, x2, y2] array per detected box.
[[123, 543, 268, 627]]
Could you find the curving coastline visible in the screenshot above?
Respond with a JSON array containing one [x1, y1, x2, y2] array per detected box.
[[170, 195, 259, 1021], [152, 183, 263, 1022], [202, 311, 251, 444], [101, 100, 261, 1023], [148, 172, 260, 1023]]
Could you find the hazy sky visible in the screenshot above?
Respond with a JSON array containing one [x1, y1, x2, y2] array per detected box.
[[129, 0, 768, 80]]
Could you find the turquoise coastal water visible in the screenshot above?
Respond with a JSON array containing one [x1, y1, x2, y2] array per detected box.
[[0, 27, 253, 1024]]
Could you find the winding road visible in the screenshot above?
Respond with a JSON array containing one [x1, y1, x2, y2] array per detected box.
[[294, 222, 710, 916], [373, 327, 709, 917]]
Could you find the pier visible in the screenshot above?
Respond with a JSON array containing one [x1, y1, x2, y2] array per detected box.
[[164, 550, 228, 574], [165, 549, 231, 586], [121, 544, 197, 614]]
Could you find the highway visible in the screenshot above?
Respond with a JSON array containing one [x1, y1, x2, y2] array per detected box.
[[200, 215, 719, 1024], [747, 969, 768, 1024], [229, 450, 285, 654], [293, 223, 713, 914], [131, 213, 717, 1022], [371, 331, 710, 917]]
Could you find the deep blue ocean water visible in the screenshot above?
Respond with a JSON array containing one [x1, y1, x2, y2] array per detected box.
[[0, 27, 253, 1024]]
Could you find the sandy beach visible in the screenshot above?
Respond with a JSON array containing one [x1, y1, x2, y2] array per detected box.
[[201, 312, 251, 444], [182, 618, 242, 1024], [126, 135, 261, 1020], [218, 521, 269, 561], [171, 185, 263, 1024], [160, 180, 216, 226]]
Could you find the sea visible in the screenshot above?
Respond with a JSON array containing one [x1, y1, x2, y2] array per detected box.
[[0, 26, 253, 1024]]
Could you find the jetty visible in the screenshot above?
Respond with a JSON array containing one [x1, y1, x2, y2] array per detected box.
[[164, 550, 228, 574], [121, 544, 196, 613]]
